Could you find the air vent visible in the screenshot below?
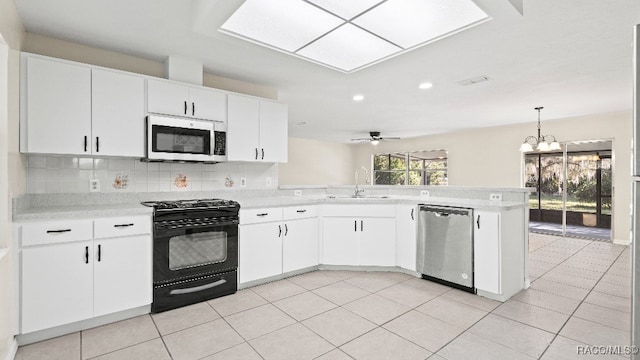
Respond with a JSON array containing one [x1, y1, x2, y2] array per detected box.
[[457, 75, 490, 86]]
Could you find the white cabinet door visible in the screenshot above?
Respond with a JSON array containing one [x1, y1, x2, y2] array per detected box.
[[395, 204, 417, 271], [25, 56, 91, 155], [93, 235, 152, 316], [239, 222, 283, 283], [360, 218, 396, 266], [189, 87, 227, 122], [92, 69, 145, 157], [474, 211, 501, 294], [21, 241, 94, 333], [227, 95, 260, 161], [283, 218, 318, 273], [147, 79, 190, 117], [322, 218, 359, 265], [259, 101, 288, 163]]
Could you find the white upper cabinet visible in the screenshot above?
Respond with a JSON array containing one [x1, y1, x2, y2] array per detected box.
[[22, 56, 91, 155], [227, 94, 288, 163], [21, 54, 145, 157], [147, 79, 227, 122], [92, 69, 145, 157]]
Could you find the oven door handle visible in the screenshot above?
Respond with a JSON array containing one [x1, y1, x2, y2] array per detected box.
[[169, 279, 227, 295]]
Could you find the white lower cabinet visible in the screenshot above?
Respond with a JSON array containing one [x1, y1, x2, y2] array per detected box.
[[239, 206, 318, 284], [473, 209, 525, 300], [18, 216, 152, 334], [239, 221, 283, 284], [395, 204, 418, 271], [321, 205, 396, 266]]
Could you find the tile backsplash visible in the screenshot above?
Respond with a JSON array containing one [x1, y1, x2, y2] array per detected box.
[[26, 155, 279, 194]]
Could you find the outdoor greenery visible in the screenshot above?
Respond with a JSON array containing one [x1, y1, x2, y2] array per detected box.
[[374, 152, 447, 185], [525, 153, 612, 215]]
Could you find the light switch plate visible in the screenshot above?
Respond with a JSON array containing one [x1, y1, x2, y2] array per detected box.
[[489, 193, 502, 201], [294, 190, 302, 196], [420, 190, 430, 197], [240, 177, 247, 187], [89, 179, 100, 192]]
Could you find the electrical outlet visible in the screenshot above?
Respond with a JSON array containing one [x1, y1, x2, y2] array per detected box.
[[89, 179, 100, 192], [266, 177, 272, 187], [240, 177, 247, 187], [420, 190, 430, 197], [294, 190, 302, 196], [490, 193, 502, 201]]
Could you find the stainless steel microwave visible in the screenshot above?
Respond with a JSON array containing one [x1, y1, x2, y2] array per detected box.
[[145, 115, 226, 162]]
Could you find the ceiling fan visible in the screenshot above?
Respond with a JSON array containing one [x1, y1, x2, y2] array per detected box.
[[351, 131, 401, 145]]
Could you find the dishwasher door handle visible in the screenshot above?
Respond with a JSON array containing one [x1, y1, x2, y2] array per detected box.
[[435, 212, 450, 217]]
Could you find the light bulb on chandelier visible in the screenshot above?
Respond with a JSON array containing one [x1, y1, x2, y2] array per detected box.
[[519, 107, 561, 152]]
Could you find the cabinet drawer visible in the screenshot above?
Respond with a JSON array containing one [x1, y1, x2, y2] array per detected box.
[[21, 220, 93, 247], [283, 205, 317, 220], [322, 204, 395, 218], [94, 216, 151, 239], [240, 208, 283, 225]]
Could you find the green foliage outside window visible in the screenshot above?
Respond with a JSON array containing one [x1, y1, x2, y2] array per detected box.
[[374, 151, 448, 186]]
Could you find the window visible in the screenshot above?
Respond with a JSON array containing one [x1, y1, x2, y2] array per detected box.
[[374, 150, 447, 185]]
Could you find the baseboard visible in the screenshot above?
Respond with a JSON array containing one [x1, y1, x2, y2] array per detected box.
[[612, 238, 631, 246], [5, 338, 17, 360]]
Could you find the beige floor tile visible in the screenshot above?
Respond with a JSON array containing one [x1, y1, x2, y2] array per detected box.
[[512, 289, 581, 315], [529, 259, 556, 270], [541, 335, 628, 360], [251, 279, 307, 302], [89, 338, 170, 360], [318, 270, 366, 280], [207, 288, 267, 317], [342, 293, 410, 325], [383, 310, 464, 352], [81, 315, 159, 360], [302, 307, 377, 346], [593, 281, 631, 299], [584, 291, 631, 313], [415, 296, 488, 329], [530, 278, 590, 300], [200, 342, 262, 360], [376, 282, 441, 308], [601, 273, 632, 287], [370, 270, 413, 282], [468, 314, 555, 358], [428, 355, 448, 360], [340, 327, 432, 360], [344, 272, 400, 292], [314, 349, 353, 360], [559, 317, 630, 348], [312, 281, 370, 305], [151, 301, 220, 335], [438, 332, 536, 360], [573, 302, 631, 331], [539, 271, 599, 290], [402, 277, 452, 295], [163, 318, 244, 360], [548, 264, 604, 280], [225, 303, 296, 340], [249, 323, 333, 360], [561, 259, 610, 273], [492, 300, 569, 333], [273, 291, 337, 321], [288, 271, 341, 290], [15, 332, 80, 360], [442, 289, 500, 312]]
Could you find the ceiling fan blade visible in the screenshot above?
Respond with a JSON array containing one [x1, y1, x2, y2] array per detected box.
[[380, 137, 401, 140], [350, 137, 371, 141]]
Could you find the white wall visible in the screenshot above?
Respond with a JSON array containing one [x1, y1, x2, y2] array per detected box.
[[279, 137, 354, 185], [353, 111, 632, 244]]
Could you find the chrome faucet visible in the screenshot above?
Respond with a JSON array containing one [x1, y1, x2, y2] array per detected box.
[[354, 166, 369, 197]]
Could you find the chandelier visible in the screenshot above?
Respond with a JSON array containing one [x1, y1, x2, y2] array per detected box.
[[519, 106, 561, 152]]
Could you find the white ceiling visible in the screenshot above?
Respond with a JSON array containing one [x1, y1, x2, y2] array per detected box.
[[13, 0, 640, 143]]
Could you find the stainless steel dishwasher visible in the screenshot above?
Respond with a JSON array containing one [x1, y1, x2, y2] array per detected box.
[[416, 205, 474, 292]]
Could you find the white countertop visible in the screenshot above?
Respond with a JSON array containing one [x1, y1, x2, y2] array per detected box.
[[13, 203, 153, 222]]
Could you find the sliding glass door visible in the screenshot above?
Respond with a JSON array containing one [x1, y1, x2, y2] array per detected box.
[[524, 140, 612, 241]]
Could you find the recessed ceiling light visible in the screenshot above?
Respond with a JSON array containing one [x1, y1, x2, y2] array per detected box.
[[419, 82, 433, 89], [219, 0, 490, 73], [353, 94, 365, 101]]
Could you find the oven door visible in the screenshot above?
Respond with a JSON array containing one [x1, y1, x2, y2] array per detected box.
[[153, 219, 238, 284], [146, 115, 214, 162]]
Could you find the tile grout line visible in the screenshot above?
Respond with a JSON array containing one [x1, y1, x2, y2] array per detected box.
[[535, 238, 630, 360]]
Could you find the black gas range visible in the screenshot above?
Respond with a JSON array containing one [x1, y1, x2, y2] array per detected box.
[[141, 199, 240, 313]]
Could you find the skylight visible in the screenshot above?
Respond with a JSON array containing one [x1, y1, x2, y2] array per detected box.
[[219, 0, 490, 73]]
